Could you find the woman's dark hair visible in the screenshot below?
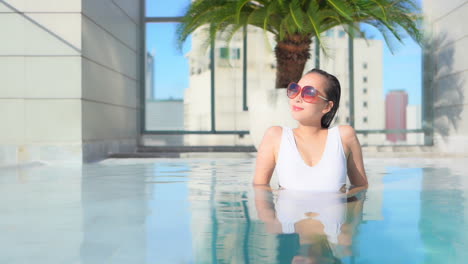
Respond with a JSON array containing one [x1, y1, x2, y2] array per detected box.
[[306, 68, 341, 128]]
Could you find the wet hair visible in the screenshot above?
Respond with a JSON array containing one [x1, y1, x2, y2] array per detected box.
[[306, 68, 341, 128]]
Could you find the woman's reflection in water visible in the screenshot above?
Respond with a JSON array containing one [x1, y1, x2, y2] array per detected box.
[[254, 185, 366, 264]]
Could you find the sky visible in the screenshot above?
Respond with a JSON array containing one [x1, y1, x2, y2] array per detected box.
[[146, 0, 191, 100], [145, 0, 423, 105], [360, 23, 422, 105]]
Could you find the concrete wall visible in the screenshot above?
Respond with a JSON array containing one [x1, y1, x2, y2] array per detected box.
[[424, 0, 468, 155], [81, 0, 141, 162], [0, 0, 141, 164], [0, 0, 83, 164]]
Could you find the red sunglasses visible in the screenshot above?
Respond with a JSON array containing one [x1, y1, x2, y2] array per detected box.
[[287, 82, 329, 103]]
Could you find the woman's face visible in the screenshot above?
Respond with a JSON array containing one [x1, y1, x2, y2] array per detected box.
[[289, 73, 333, 124]]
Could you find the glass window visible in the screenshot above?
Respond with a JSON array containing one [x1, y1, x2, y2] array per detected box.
[[357, 24, 423, 145], [145, 23, 191, 101], [145, 23, 212, 138], [142, 16, 426, 146], [220, 47, 240, 60], [220, 47, 229, 59], [338, 30, 346, 38], [305, 24, 424, 146], [233, 48, 240, 59], [146, 0, 191, 17]]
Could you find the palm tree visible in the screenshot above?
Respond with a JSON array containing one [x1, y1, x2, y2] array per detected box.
[[177, 0, 422, 88]]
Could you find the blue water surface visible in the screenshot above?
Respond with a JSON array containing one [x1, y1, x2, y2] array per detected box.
[[0, 157, 467, 264]]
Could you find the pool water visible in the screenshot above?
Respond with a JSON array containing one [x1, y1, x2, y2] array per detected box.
[[1, 157, 467, 264]]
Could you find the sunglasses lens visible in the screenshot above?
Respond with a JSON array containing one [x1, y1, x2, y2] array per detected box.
[[287, 83, 300, 98], [302, 86, 318, 103]]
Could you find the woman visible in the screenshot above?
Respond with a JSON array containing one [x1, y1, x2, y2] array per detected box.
[[253, 69, 368, 191]]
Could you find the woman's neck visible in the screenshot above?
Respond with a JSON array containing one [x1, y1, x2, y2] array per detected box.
[[295, 124, 326, 137]]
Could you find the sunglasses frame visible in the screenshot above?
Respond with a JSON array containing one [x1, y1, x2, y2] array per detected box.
[[287, 82, 329, 103]]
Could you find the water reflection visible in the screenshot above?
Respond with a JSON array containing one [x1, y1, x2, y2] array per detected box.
[[419, 167, 466, 264], [80, 164, 148, 264], [254, 187, 366, 264], [3, 159, 468, 263]]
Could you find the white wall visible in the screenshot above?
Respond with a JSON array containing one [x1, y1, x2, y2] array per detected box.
[[0, 0, 141, 164], [424, 0, 468, 155], [81, 0, 141, 162], [0, 0, 83, 164]]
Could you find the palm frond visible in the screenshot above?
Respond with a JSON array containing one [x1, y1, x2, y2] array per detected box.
[[326, 0, 353, 21], [178, 0, 422, 49], [176, 0, 423, 87]]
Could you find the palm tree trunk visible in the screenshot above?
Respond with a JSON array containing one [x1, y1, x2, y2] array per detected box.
[[274, 34, 312, 88]]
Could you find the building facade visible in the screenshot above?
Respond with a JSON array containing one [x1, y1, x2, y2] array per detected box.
[[423, 0, 468, 155], [308, 28, 386, 146], [385, 90, 408, 142], [0, 0, 141, 164]]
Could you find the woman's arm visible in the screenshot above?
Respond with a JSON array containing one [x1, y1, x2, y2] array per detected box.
[[254, 186, 283, 233], [253, 185, 275, 221], [340, 125, 368, 187], [253, 126, 281, 186], [338, 192, 365, 253]]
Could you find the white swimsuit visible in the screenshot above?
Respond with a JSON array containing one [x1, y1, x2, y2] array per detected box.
[[275, 126, 347, 191]]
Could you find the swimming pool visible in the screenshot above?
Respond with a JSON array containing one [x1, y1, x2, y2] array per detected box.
[[1, 157, 467, 263]]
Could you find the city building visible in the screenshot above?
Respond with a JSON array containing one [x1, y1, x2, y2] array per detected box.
[[146, 51, 155, 100], [145, 99, 184, 146], [308, 28, 386, 146], [407, 104, 424, 145], [184, 26, 275, 146], [385, 90, 408, 143]]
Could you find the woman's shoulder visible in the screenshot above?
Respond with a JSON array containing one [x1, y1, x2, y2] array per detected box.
[[260, 126, 284, 158], [336, 125, 356, 138], [263, 126, 284, 139], [336, 125, 358, 145], [262, 126, 284, 148]]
